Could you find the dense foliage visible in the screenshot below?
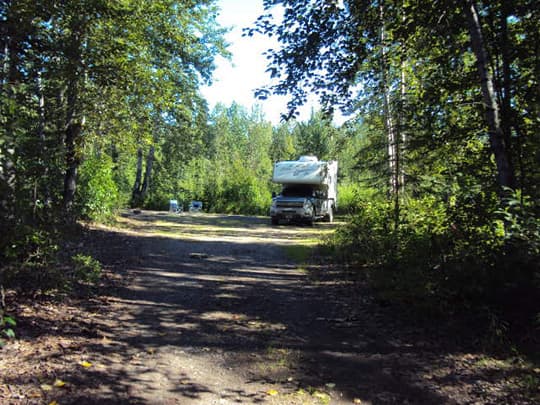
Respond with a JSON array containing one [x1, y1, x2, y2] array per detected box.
[[0, 0, 228, 293], [0, 0, 538, 346], [155, 104, 360, 215], [250, 0, 540, 329]]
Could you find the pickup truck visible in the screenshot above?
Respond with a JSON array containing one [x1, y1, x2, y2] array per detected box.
[[270, 156, 337, 225]]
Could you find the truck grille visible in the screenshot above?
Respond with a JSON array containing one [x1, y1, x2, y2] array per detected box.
[[276, 201, 303, 208]]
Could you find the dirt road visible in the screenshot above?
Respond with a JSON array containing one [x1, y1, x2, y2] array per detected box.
[[1, 211, 536, 404]]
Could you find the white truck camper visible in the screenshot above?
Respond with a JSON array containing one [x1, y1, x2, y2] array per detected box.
[[270, 156, 338, 225]]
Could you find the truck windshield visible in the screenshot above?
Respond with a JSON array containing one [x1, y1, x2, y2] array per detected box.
[[282, 185, 314, 197]]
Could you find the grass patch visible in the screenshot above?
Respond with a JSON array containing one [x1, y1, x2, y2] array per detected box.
[[273, 387, 332, 405], [284, 244, 313, 264], [266, 346, 292, 368]]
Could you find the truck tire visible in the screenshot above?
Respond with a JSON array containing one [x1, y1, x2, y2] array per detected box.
[[307, 212, 315, 226], [271, 217, 279, 225]]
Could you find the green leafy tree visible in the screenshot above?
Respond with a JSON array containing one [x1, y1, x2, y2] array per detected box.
[[251, 0, 539, 324], [293, 110, 337, 160], [0, 0, 228, 292], [270, 121, 297, 162], [177, 103, 274, 214]]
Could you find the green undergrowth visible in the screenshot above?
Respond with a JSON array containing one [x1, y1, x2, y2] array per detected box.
[[325, 192, 539, 357], [0, 222, 103, 297], [284, 244, 313, 265], [282, 231, 330, 267], [0, 308, 16, 348]]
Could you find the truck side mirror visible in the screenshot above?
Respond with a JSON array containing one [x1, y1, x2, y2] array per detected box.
[[272, 192, 276, 198]]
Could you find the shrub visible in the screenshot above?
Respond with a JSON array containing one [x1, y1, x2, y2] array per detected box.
[[1, 226, 103, 294], [0, 311, 16, 348], [1, 227, 63, 292], [337, 182, 376, 215], [71, 254, 102, 285], [77, 155, 120, 221], [327, 191, 540, 318]]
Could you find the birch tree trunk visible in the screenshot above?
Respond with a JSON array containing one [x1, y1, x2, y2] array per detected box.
[[0, 25, 15, 217], [464, 0, 516, 190], [1, 34, 8, 86], [399, 2, 407, 193], [379, 2, 400, 230]]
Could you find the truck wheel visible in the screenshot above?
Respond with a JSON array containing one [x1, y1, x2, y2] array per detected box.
[[271, 217, 278, 225]]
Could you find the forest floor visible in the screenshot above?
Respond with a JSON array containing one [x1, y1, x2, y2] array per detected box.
[[1, 211, 538, 404]]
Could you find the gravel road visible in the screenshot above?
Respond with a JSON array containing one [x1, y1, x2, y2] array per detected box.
[[2, 211, 536, 404]]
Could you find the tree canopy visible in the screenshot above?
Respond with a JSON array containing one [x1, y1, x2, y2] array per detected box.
[[0, 0, 538, 347], [249, 0, 539, 193], [247, 0, 539, 322]]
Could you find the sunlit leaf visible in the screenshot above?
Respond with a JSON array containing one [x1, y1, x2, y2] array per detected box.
[[266, 389, 279, 396], [79, 360, 93, 368], [3, 329, 15, 338], [40, 384, 53, 391], [4, 316, 16, 326], [49, 401, 59, 405], [312, 391, 330, 401], [54, 379, 66, 387]]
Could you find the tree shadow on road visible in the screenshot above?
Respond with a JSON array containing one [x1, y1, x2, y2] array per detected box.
[[4, 212, 537, 404]]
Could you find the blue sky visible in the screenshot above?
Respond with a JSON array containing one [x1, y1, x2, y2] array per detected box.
[[200, 0, 319, 124]]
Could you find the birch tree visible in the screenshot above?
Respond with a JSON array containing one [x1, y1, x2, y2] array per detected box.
[[250, 0, 538, 197], [463, 0, 516, 190]]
